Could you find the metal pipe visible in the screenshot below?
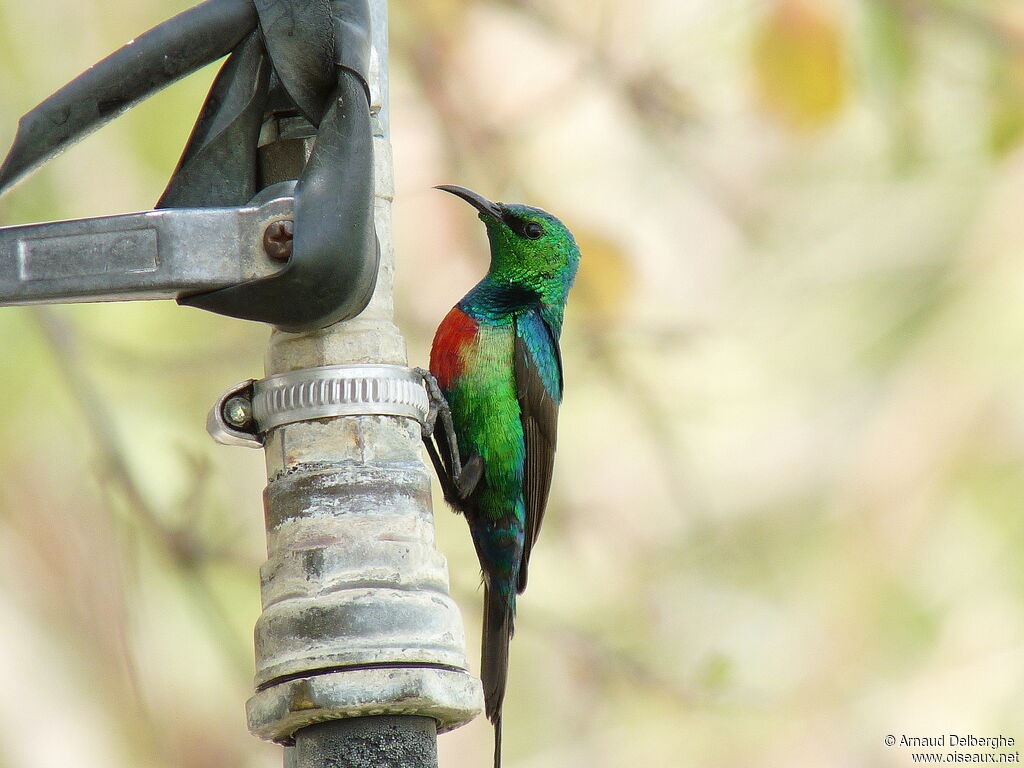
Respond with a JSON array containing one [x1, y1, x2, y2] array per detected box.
[[246, 0, 482, 762], [289, 717, 438, 768]]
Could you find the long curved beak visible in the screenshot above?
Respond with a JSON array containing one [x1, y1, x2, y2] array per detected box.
[[435, 184, 503, 220]]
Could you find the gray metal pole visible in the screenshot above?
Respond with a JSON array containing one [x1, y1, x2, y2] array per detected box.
[[244, 1, 482, 763], [289, 717, 438, 768]]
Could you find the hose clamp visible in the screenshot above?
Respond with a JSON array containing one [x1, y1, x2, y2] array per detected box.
[[208, 364, 429, 448]]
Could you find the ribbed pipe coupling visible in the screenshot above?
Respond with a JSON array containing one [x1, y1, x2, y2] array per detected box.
[[242, 365, 482, 744]]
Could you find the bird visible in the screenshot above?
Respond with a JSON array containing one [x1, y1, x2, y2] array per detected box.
[[422, 184, 580, 768]]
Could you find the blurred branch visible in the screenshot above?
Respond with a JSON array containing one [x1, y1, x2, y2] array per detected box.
[[31, 307, 251, 680], [34, 308, 166, 542]]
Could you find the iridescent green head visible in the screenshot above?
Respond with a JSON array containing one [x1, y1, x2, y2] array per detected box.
[[437, 185, 580, 305]]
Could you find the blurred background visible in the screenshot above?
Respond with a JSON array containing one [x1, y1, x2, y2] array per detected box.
[[0, 0, 1023, 765]]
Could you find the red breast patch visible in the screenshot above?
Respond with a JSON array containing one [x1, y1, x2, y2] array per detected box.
[[430, 306, 478, 389]]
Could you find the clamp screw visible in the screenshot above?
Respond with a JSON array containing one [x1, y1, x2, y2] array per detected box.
[[223, 395, 254, 429], [263, 220, 293, 261]]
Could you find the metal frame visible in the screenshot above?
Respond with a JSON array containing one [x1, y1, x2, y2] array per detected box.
[[0, 186, 290, 304]]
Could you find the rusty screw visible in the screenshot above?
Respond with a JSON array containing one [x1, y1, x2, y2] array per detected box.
[[263, 219, 294, 261]]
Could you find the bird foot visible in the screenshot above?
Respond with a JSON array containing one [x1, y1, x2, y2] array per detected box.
[[414, 367, 447, 440], [415, 368, 484, 506]]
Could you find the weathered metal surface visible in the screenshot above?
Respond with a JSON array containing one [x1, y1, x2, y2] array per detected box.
[[245, 0, 483, 747], [288, 716, 438, 768], [248, 669, 478, 744], [0, 0, 378, 331], [254, 460, 466, 684], [0, 192, 290, 304]]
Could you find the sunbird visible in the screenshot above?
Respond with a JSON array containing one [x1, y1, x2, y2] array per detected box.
[[423, 185, 580, 768]]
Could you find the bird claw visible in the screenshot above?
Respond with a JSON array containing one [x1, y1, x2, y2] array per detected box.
[[413, 367, 444, 439], [415, 367, 483, 506]]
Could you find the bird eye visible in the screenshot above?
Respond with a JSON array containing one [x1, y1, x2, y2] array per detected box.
[[523, 222, 544, 240]]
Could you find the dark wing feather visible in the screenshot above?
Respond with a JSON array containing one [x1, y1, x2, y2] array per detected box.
[[513, 313, 562, 594]]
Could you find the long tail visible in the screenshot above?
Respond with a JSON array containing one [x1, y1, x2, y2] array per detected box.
[[482, 583, 513, 768]]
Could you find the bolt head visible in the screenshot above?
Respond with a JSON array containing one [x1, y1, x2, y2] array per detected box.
[[223, 396, 254, 429], [263, 220, 294, 261]]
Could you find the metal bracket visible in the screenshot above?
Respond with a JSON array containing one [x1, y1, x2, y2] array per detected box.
[[208, 365, 430, 447], [0, 185, 293, 306], [0, 0, 379, 332]]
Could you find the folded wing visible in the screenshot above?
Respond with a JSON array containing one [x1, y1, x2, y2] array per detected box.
[[513, 309, 563, 593]]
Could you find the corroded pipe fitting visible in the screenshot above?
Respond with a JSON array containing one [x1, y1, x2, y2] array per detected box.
[[242, 0, 482, 745], [246, 403, 482, 743]]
